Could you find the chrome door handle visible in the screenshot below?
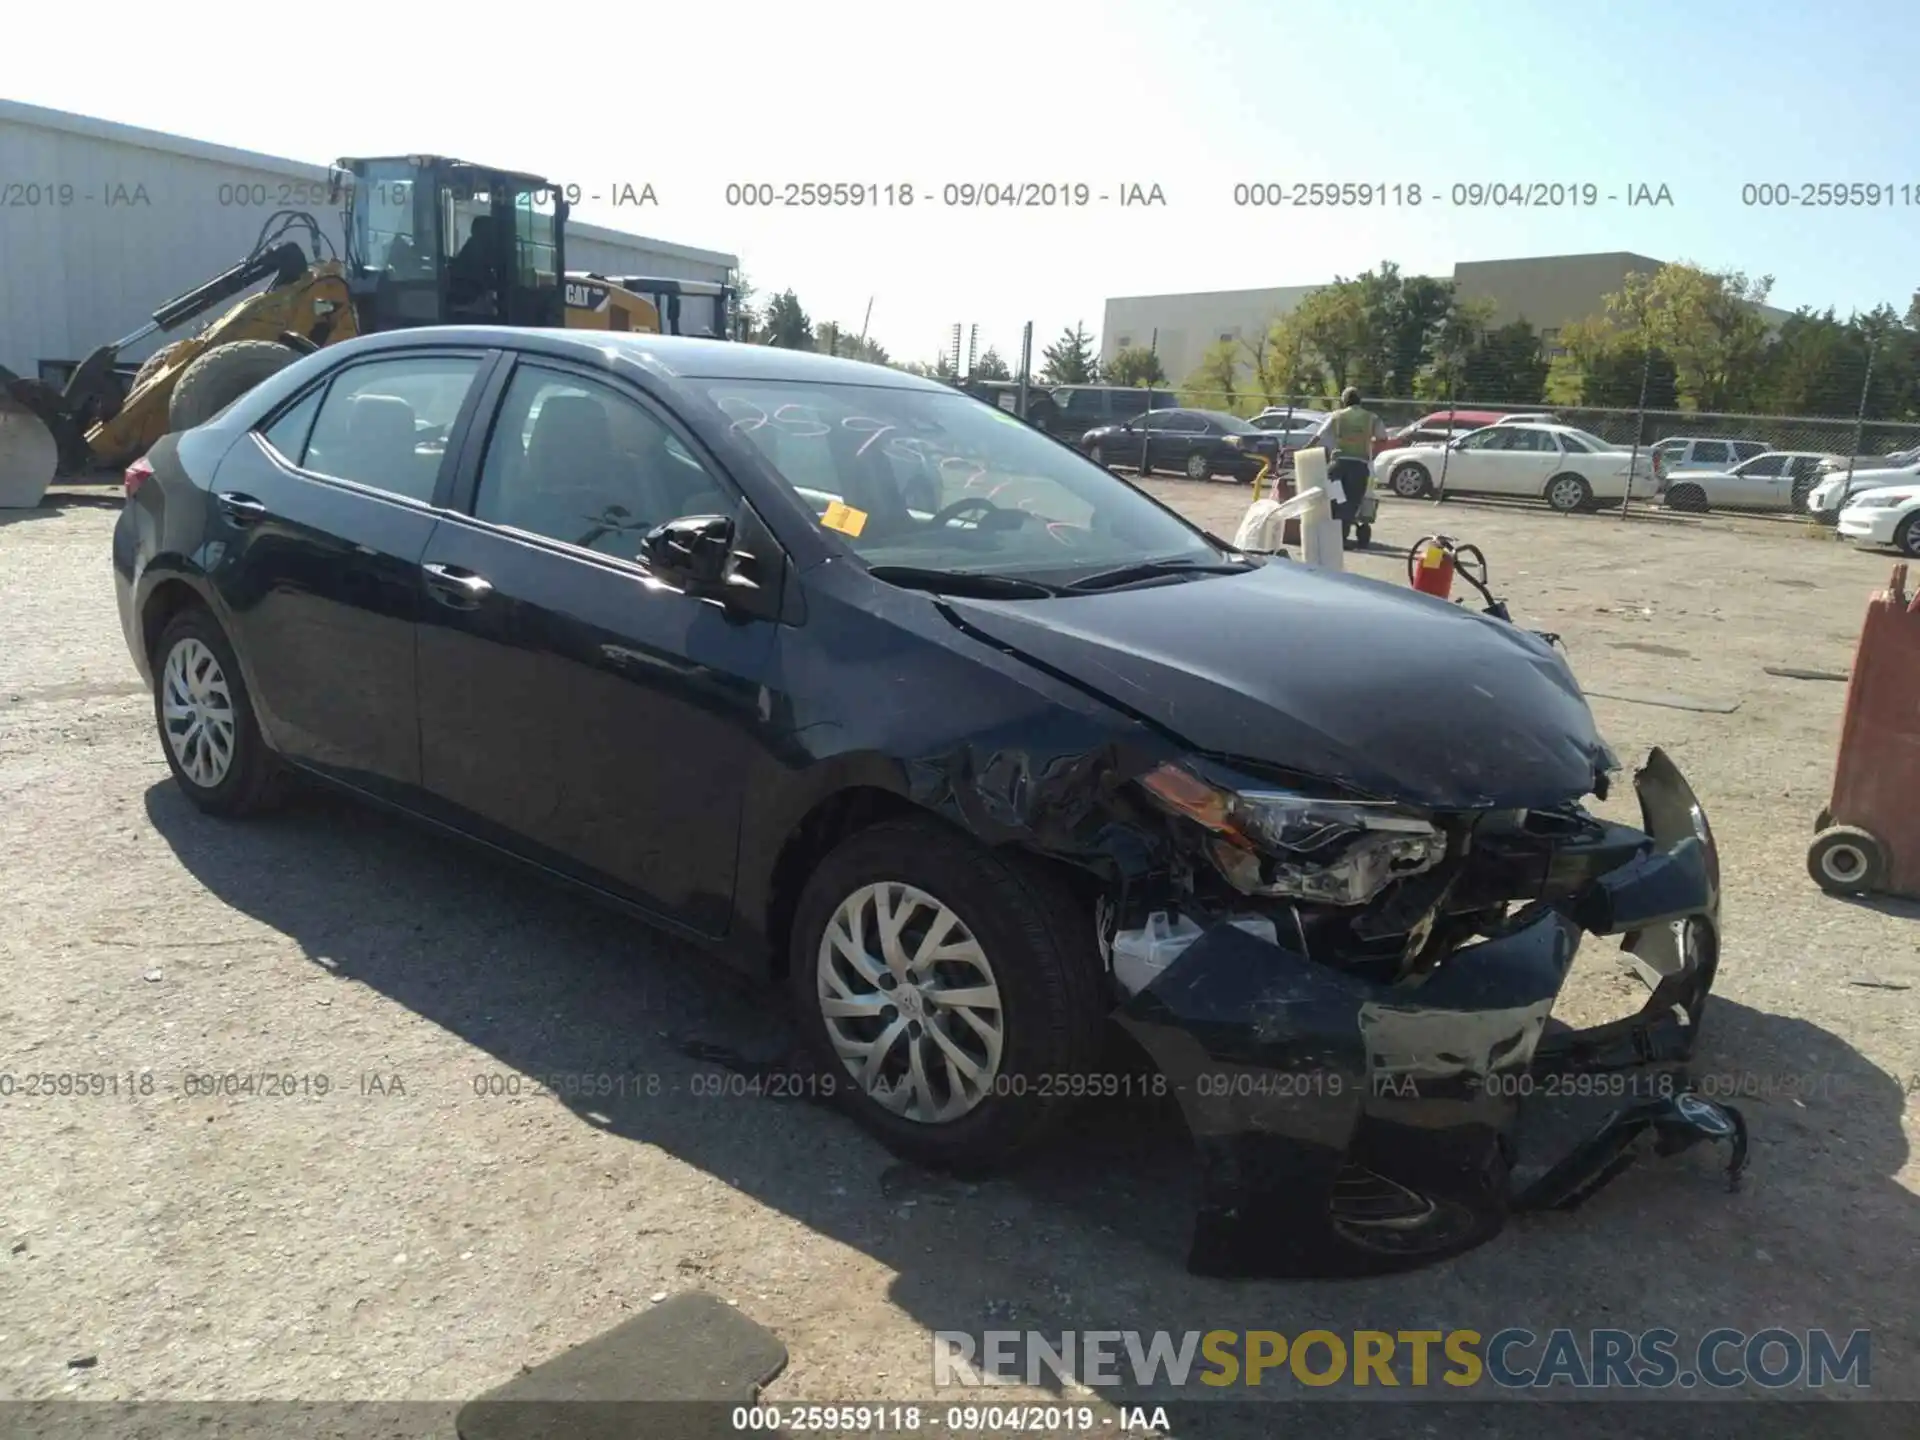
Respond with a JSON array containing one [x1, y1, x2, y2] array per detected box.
[[215, 492, 269, 525], [422, 562, 493, 607]]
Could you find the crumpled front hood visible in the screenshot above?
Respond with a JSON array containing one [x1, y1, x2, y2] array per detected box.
[[942, 562, 1609, 809]]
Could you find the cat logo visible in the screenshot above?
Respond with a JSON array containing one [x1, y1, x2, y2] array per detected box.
[[565, 281, 610, 312]]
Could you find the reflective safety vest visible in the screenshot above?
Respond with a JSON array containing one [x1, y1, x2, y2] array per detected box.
[[1329, 405, 1376, 460]]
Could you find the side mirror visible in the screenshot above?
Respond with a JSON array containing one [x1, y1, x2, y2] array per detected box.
[[641, 513, 736, 589]]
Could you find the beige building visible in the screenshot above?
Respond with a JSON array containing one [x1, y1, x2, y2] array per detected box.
[[1101, 252, 1795, 388]]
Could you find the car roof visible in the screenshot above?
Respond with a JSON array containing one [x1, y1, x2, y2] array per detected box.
[[320, 327, 948, 390]]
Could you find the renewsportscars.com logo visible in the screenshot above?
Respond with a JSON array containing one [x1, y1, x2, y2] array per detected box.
[[933, 1328, 1871, 1391]]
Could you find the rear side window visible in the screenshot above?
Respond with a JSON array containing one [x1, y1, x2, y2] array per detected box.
[[1734, 441, 1767, 459], [260, 387, 324, 464], [1691, 441, 1731, 463], [301, 355, 484, 502]]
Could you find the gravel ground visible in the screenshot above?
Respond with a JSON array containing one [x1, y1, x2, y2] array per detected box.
[[2, 485, 1917, 1438]]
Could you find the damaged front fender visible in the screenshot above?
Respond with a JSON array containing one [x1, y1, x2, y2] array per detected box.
[[1116, 748, 1747, 1279]]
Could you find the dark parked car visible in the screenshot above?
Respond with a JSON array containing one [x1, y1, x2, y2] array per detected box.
[[1078, 407, 1282, 481], [114, 328, 1739, 1278]]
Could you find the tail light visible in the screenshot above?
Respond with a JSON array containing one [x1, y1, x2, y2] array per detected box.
[[124, 456, 153, 497]]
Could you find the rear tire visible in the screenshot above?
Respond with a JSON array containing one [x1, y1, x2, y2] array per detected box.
[[168, 340, 301, 432], [1088, 443, 1105, 467], [1185, 450, 1212, 481], [151, 606, 285, 817], [1546, 473, 1592, 513], [788, 818, 1107, 1175]]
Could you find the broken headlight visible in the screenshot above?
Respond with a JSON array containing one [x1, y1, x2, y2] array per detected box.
[[1140, 762, 1446, 907]]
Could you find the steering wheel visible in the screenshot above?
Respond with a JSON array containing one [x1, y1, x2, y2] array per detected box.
[[928, 496, 1003, 528]]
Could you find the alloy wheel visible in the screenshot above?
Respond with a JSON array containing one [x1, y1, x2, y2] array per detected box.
[[1549, 476, 1587, 511], [816, 881, 1004, 1124], [161, 637, 237, 789]]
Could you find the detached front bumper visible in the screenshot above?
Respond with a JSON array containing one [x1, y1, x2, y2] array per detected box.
[[1116, 748, 1745, 1279]]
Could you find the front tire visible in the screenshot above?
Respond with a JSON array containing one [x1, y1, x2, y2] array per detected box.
[[151, 607, 284, 817], [788, 818, 1106, 1174], [1895, 513, 1920, 558], [1666, 484, 1708, 513], [1546, 473, 1592, 513], [1390, 463, 1431, 499]]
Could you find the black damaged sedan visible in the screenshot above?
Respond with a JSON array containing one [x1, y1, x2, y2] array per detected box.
[[1079, 407, 1282, 480], [114, 330, 1742, 1278]]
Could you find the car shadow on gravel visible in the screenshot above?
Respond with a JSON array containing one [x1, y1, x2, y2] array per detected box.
[[145, 780, 1919, 1438]]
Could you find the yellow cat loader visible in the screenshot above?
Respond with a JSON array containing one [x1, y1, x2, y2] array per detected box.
[[0, 153, 727, 498]]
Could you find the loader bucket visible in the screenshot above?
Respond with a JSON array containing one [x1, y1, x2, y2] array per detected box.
[[0, 390, 59, 509]]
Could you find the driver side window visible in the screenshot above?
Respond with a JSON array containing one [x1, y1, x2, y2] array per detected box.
[[473, 366, 732, 556], [1457, 428, 1509, 451]]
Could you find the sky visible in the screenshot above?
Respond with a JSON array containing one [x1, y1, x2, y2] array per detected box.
[[13, 0, 1919, 368]]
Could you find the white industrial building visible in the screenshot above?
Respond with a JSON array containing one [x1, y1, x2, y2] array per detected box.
[[0, 98, 738, 382]]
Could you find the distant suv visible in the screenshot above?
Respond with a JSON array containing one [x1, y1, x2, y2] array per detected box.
[[1650, 436, 1768, 487]]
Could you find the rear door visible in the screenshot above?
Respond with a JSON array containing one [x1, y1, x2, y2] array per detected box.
[[205, 348, 493, 801], [412, 356, 780, 936]]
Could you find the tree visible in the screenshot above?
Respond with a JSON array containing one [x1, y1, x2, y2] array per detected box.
[[1288, 284, 1369, 391], [972, 347, 1011, 380], [1545, 315, 1678, 409], [1181, 340, 1241, 410], [1106, 344, 1166, 386], [760, 290, 813, 349], [1039, 322, 1100, 384], [1257, 311, 1328, 402], [1414, 296, 1495, 399], [730, 268, 758, 340], [1614, 265, 1775, 411], [1457, 320, 1551, 403], [813, 322, 891, 365]]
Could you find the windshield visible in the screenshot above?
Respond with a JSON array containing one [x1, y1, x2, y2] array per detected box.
[[697, 380, 1226, 580]]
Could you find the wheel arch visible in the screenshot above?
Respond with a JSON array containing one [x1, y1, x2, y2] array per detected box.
[[748, 770, 1110, 982]]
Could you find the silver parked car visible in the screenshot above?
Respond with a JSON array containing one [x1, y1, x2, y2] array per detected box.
[[1660, 451, 1836, 513]]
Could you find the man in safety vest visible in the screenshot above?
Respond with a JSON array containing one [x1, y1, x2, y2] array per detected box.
[[1307, 387, 1390, 548]]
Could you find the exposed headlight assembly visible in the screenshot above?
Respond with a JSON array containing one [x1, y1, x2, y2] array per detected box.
[[1140, 763, 1446, 906]]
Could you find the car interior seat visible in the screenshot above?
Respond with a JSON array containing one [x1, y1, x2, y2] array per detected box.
[[515, 393, 623, 546], [331, 394, 420, 490]]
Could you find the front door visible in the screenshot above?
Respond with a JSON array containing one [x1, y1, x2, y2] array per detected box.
[[413, 359, 778, 935], [205, 350, 490, 800]]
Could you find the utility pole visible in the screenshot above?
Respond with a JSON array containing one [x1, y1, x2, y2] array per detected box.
[[1017, 320, 1033, 420]]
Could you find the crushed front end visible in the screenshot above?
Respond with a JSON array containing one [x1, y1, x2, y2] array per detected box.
[[1107, 747, 1746, 1279]]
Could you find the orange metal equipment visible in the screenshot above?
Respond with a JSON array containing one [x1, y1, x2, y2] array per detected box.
[[1808, 562, 1920, 898]]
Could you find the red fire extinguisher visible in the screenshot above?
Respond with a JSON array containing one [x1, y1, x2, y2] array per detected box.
[[1408, 535, 1459, 599]]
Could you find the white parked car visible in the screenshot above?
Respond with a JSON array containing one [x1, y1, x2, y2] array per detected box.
[[1806, 454, 1920, 518], [1836, 484, 1920, 557], [1661, 451, 1835, 513], [1372, 423, 1657, 512]]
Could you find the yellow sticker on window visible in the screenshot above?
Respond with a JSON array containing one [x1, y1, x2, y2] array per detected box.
[[821, 500, 868, 537]]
